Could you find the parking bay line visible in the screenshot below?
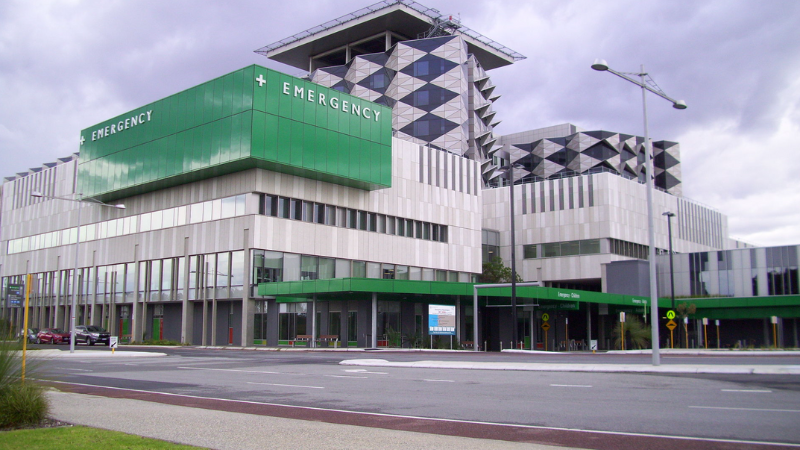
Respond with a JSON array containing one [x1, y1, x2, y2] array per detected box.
[[248, 382, 324, 389], [721, 389, 772, 393], [178, 367, 280, 374], [690, 406, 800, 413]]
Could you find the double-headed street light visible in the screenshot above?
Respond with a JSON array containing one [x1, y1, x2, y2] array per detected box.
[[592, 59, 686, 366], [31, 191, 125, 353]]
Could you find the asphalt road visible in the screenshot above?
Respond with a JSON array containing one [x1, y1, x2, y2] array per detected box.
[[33, 348, 800, 447]]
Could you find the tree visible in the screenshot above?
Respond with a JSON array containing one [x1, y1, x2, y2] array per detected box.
[[480, 257, 522, 283], [675, 302, 697, 348]]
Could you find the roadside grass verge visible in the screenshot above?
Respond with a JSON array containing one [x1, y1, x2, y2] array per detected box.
[[0, 425, 204, 449]]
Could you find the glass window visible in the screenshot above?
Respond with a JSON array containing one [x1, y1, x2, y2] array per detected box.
[[162, 208, 175, 228], [440, 226, 448, 243], [388, 216, 396, 235], [409, 266, 421, 280], [140, 213, 151, 232], [523, 244, 538, 259], [221, 196, 236, 218], [377, 214, 386, 233], [423, 223, 430, 240], [319, 258, 335, 279], [314, 203, 325, 224], [368, 213, 377, 232], [176, 206, 187, 226], [290, 199, 301, 220], [335, 259, 351, 278], [302, 201, 313, 222], [422, 268, 434, 281], [283, 254, 300, 281], [367, 262, 381, 278], [435, 270, 447, 282], [235, 194, 246, 216], [279, 197, 290, 219], [347, 209, 357, 229], [325, 205, 336, 225], [416, 221, 423, 239], [580, 239, 600, 255], [352, 261, 366, 278], [337, 207, 346, 228], [203, 201, 213, 221], [396, 265, 409, 280], [406, 219, 414, 237], [542, 243, 560, 258], [263, 195, 277, 216], [254, 250, 283, 284], [151, 210, 163, 230], [230, 251, 244, 297], [562, 241, 580, 256], [382, 264, 395, 279], [358, 211, 368, 231], [190, 203, 203, 223], [301, 255, 318, 280]]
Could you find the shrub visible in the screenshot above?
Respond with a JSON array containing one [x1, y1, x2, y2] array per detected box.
[[0, 383, 49, 428], [613, 315, 651, 350], [0, 330, 50, 429]]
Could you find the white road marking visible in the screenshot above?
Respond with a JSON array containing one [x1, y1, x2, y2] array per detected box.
[[550, 384, 592, 388], [56, 367, 92, 372], [423, 379, 455, 382], [325, 375, 368, 379], [721, 389, 772, 393], [344, 369, 387, 374], [247, 382, 324, 389], [178, 366, 280, 374], [690, 406, 800, 413]]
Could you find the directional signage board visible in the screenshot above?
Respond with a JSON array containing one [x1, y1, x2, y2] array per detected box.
[[541, 313, 550, 322], [541, 322, 551, 331], [6, 284, 23, 307], [666, 310, 676, 320], [428, 304, 456, 336], [666, 320, 677, 331]]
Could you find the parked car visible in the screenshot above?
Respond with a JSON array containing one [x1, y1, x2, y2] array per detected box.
[[17, 328, 40, 343], [36, 328, 70, 344], [75, 325, 110, 346]]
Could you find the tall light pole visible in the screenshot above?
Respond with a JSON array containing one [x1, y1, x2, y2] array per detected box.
[[592, 59, 686, 366], [31, 191, 125, 353], [499, 145, 522, 349], [663, 211, 676, 310]]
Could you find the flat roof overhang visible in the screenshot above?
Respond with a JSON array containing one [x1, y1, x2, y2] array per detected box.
[[256, 2, 522, 71], [257, 278, 665, 308]]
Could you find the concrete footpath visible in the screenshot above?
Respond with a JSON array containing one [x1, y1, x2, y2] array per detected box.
[[46, 390, 572, 450]]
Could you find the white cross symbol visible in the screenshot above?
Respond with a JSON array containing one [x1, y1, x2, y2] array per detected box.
[[256, 74, 266, 87], [80, 136, 85, 146]]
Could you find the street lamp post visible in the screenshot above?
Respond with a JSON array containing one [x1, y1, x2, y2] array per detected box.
[[499, 147, 523, 350], [663, 212, 676, 310], [592, 59, 686, 366], [31, 191, 125, 353]]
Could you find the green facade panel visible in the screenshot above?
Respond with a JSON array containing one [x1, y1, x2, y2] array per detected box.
[[78, 65, 392, 201]]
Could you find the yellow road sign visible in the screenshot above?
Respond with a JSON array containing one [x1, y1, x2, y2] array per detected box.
[[542, 322, 551, 331], [666, 310, 676, 320], [666, 319, 677, 331], [542, 313, 550, 322]]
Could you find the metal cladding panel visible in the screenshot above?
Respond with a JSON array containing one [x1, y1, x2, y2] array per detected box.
[[78, 65, 392, 201]]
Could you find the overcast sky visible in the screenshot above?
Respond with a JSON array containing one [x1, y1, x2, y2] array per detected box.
[[1, 0, 799, 247]]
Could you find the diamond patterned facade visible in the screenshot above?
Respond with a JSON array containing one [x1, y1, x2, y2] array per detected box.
[[310, 35, 500, 168], [498, 129, 683, 196]]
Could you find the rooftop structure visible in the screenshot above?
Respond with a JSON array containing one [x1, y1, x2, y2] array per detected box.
[[256, 0, 525, 72]]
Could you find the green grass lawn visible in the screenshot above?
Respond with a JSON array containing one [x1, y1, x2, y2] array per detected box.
[[0, 424, 204, 449]]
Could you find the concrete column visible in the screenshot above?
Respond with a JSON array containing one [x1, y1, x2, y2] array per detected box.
[[201, 259, 208, 346], [371, 292, 377, 348], [310, 294, 317, 348], [240, 229, 254, 347], [181, 237, 193, 344], [132, 245, 143, 342]]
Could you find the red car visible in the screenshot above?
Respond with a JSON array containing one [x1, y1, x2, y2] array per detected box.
[[36, 328, 71, 344]]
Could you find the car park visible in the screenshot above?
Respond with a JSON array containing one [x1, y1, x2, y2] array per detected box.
[[75, 325, 110, 346], [36, 328, 70, 344]]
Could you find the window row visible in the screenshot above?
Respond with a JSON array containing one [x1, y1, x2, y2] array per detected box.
[[259, 194, 448, 243], [7, 194, 247, 255], [253, 249, 476, 285], [524, 239, 601, 259]]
